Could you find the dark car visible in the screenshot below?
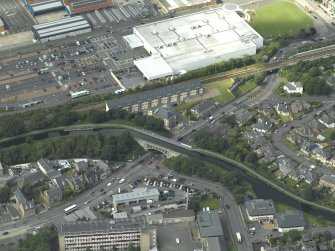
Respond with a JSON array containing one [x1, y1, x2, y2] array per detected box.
[[225, 204, 230, 209]]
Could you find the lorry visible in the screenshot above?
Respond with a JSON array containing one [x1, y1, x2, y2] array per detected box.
[[236, 232, 242, 243]]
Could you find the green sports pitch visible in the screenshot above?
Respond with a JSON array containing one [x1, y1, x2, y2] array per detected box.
[[250, 0, 313, 37]]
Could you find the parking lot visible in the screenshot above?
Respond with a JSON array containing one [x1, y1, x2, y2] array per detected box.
[[0, 0, 35, 32], [157, 223, 202, 251]]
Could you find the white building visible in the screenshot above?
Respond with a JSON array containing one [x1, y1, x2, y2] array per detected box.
[[283, 82, 303, 94], [112, 188, 160, 207], [245, 199, 276, 221], [275, 212, 306, 233], [132, 5, 263, 80]]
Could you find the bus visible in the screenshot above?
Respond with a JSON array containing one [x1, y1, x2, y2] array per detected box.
[[38, 68, 49, 75], [70, 90, 90, 99], [64, 204, 78, 215]]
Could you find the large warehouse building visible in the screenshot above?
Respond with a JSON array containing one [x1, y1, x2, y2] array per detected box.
[[112, 188, 160, 207], [21, 0, 64, 16], [32, 15, 91, 42], [132, 4, 263, 80], [63, 0, 113, 15]]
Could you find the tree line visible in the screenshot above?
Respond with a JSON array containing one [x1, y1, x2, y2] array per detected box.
[[0, 131, 144, 166]]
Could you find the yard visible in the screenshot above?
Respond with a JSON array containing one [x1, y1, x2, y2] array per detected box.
[[206, 79, 235, 104], [250, 0, 313, 37], [199, 198, 221, 210], [234, 80, 257, 97], [175, 100, 201, 112]]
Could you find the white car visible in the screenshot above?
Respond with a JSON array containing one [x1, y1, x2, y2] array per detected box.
[[176, 238, 180, 244]]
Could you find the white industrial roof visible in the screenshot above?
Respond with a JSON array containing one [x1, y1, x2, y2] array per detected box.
[[134, 54, 174, 80], [133, 6, 263, 79], [112, 188, 160, 202], [123, 34, 143, 49], [31, 0, 64, 12], [0, 17, 4, 27]]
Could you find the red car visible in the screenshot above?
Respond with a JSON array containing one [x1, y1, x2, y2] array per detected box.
[[148, 160, 152, 165]]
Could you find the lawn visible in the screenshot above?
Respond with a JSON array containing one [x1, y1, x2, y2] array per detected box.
[[175, 100, 201, 112], [206, 79, 235, 104], [199, 198, 221, 210], [250, 0, 313, 37], [234, 80, 257, 97]]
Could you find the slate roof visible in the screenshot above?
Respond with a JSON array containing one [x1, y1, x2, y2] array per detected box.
[[191, 99, 215, 114], [106, 81, 202, 109], [197, 210, 224, 237], [245, 199, 276, 216], [154, 107, 176, 120], [276, 212, 306, 228]]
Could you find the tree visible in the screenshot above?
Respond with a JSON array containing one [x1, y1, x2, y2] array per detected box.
[[245, 152, 258, 164], [87, 110, 108, 123], [0, 186, 10, 203], [1, 117, 25, 137]]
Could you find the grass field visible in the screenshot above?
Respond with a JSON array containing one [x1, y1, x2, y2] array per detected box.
[[199, 198, 221, 210], [175, 100, 201, 112], [206, 79, 235, 104], [234, 81, 257, 97], [250, 0, 313, 37]]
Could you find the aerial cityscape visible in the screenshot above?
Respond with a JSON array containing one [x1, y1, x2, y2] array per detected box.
[[0, 0, 334, 250]]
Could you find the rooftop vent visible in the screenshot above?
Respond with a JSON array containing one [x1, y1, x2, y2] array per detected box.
[[202, 19, 208, 23], [152, 31, 158, 35], [169, 27, 175, 31]]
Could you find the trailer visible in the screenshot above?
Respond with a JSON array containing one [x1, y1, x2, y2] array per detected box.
[[236, 232, 242, 243], [70, 90, 90, 99]]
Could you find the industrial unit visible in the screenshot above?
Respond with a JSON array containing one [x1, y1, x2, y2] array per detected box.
[[106, 81, 203, 113], [21, 0, 64, 15], [32, 15, 91, 42], [132, 4, 263, 80], [63, 0, 113, 16], [112, 188, 160, 207], [58, 217, 152, 251]]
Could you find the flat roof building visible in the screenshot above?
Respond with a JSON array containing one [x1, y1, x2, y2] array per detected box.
[[0, 17, 4, 33], [197, 210, 224, 238], [58, 217, 149, 251], [245, 199, 276, 221], [133, 5, 263, 80], [106, 81, 203, 113], [32, 16, 91, 42], [29, 0, 64, 15], [112, 188, 160, 207], [63, 0, 113, 15]]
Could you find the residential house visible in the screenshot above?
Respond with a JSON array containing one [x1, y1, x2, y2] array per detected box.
[[326, 75, 335, 87], [14, 188, 36, 218], [318, 243, 329, 251], [16, 171, 46, 188], [190, 99, 216, 120], [153, 107, 177, 129], [299, 168, 319, 185], [293, 125, 315, 138], [275, 103, 291, 116], [68, 177, 84, 191], [262, 146, 278, 162], [287, 131, 305, 145], [234, 109, 253, 126], [6, 205, 20, 220], [283, 82, 303, 94], [252, 118, 273, 133], [37, 158, 57, 177], [258, 103, 276, 117], [300, 141, 318, 156], [42, 187, 63, 208], [275, 212, 306, 233], [308, 119, 326, 133], [245, 199, 276, 221], [94, 160, 110, 180], [73, 161, 89, 174], [319, 175, 335, 192], [0, 161, 3, 176], [290, 100, 310, 114], [276, 156, 297, 176], [311, 146, 331, 164], [52, 175, 69, 190], [0, 176, 15, 188], [301, 240, 317, 251], [318, 114, 335, 128]]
